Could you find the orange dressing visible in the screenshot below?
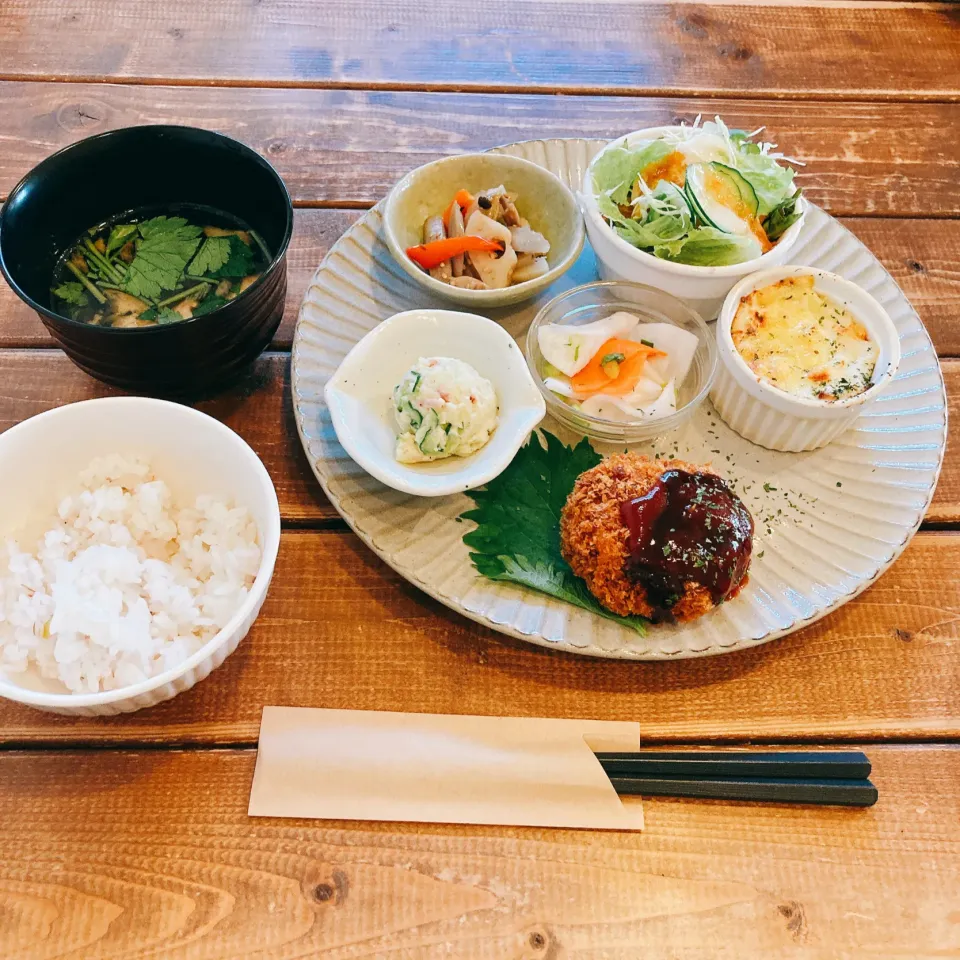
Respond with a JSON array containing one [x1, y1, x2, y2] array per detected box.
[[639, 151, 687, 189], [703, 168, 772, 253]]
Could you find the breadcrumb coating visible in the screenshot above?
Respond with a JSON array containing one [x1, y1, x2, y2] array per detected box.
[[560, 453, 746, 622]]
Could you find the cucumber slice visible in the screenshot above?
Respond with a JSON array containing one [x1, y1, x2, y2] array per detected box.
[[419, 425, 448, 456], [682, 167, 716, 229], [711, 162, 760, 217], [684, 163, 755, 236]]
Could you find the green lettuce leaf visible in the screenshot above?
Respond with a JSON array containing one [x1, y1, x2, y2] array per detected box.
[[669, 226, 762, 266], [592, 140, 674, 205], [732, 145, 796, 216], [460, 432, 648, 635]]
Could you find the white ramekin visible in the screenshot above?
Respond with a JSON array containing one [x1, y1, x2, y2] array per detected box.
[[581, 126, 806, 320], [711, 266, 901, 452], [0, 397, 281, 715]]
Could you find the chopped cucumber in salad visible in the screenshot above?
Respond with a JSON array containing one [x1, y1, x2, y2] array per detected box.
[[393, 357, 499, 464], [591, 116, 803, 267]]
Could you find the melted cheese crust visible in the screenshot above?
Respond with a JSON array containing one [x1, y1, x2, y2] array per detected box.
[[731, 275, 878, 402]]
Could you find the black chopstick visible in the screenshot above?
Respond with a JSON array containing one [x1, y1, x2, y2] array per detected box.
[[596, 750, 871, 781], [609, 775, 878, 807]]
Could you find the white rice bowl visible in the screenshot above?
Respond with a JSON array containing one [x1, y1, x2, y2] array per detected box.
[[0, 455, 261, 695]]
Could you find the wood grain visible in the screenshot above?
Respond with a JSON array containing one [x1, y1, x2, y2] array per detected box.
[[3, 213, 960, 355], [1, 745, 958, 958], [1, 529, 958, 744], [0, 82, 958, 214], [0, 349, 955, 524], [1, 1, 958, 100]]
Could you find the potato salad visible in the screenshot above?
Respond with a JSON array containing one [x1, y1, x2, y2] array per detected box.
[[393, 357, 499, 463]]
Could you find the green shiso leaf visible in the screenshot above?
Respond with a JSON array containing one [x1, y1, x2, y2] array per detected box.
[[460, 431, 648, 635]]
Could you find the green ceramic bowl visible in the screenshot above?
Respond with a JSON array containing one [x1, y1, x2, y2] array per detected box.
[[382, 153, 585, 308]]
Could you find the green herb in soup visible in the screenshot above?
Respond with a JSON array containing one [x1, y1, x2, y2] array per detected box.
[[51, 205, 272, 327]]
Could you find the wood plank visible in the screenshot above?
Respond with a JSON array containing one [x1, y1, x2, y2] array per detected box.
[[0, 82, 957, 215], [4, 213, 960, 355], [0, 350, 957, 525], [1, 745, 957, 958], [1, 529, 958, 744], [0, 1, 957, 101]]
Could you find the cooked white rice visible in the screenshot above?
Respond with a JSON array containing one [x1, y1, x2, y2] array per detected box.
[[0, 455, 261, 694]]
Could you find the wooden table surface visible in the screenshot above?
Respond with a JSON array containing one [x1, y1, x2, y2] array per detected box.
[[1, 3, 959, 957]]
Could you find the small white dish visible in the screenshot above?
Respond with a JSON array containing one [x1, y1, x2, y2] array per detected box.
[[580, 125, 806, 319], [0, 397, 281, 715], [324, 309, 546, 497], [711, 265, 902, 451]]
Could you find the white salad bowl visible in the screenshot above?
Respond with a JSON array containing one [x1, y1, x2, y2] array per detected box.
[[711, 265, 902, 452], [581, 125, 806, 320], [324, 309, 546, 497], [0, 396, 281, 715]]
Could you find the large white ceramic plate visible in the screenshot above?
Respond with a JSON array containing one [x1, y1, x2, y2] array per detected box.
[[292, 139, 946, 659]]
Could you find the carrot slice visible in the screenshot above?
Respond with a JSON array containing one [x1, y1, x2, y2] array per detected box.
[[571, 338, 666, 397], [406, 235, 502, 270], [454, 189, 475, 210], [443, 200, 459, 229]]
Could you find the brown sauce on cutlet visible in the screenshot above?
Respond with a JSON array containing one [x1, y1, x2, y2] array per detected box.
[[619, 470, 753, 621]]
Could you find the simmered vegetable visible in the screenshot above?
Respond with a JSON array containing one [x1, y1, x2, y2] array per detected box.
[[405, 185, 551, 290]]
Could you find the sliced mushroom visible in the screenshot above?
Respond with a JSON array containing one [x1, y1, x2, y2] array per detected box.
[[104, 289, 149, 318], [449, 276, 487, 290], [446, 203, 466, 277], [173, 297, 199, 320], [509, 224, 551, 256], [118, 241, 136, 263], [500, 194, 523, 227], [239, 274, 261, 293], [215, 279, 233, 298], [422, 215, 451, 282], [111, 313, 154, 328], [464, 211, 516, 289]]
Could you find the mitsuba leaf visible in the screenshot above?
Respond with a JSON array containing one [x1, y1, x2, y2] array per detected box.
[[52, 282, 88, 306], [105, 223, 138, 258], [205, 235, 254, 279], [188, 236, 232, 276], [191, 294, 228, 317], [121, 217, 203, 300], [156, 307, 182, 324], [460, 431, 647, 634]]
